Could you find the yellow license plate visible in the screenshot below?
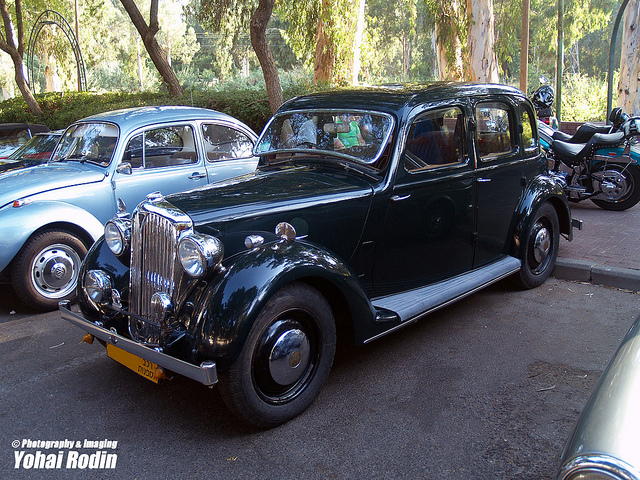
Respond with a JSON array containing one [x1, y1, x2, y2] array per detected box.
[[107, 344, 159, 384]]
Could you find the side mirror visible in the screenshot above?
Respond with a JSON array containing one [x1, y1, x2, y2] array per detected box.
[[116, 162, 132, 175]]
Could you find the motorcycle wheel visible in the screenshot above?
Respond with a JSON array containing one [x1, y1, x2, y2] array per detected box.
[[590, 163, 640, 211]]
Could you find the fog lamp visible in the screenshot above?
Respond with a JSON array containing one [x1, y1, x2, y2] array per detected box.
[[84, 270, 112, 306]]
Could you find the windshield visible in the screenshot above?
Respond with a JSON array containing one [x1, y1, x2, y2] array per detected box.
[[51, 122, 119, 167], [7, 133, 60, 161], [256, 110, 394, 166]]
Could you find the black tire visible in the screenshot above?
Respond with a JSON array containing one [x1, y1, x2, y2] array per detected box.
[[514, 202, 559, 289], [590, 164, 640, 211], [218, 282, 336, 428], [11, 229, 88, 311]]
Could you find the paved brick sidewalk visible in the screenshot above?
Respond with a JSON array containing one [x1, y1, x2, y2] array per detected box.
[[554, 200, 640, 290], [558, 201, 640, 271]]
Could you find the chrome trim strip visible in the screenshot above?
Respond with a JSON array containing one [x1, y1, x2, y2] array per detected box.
[[557, 454, 640, 480], [59, 302, 218, 386]]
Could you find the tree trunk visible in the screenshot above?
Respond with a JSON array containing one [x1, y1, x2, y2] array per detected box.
[[617, 0, 640, 114], [352, 0, 366, 85], [467, 0, 499, 83], [119, 0, 183, 97], [434, 3, 464, 82], [314, 0, 335, 84], [0, 0, 42, 115], [250, 0, 283, 114]]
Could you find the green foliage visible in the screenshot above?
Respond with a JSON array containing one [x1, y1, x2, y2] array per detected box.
[[560, 73, 612, 122], [0, 72, 318, 133]]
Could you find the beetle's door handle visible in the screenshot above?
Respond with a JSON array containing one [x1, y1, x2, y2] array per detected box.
[[189, 172, 207, 180]]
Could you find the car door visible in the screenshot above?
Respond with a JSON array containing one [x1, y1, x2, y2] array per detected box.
[[200, 122, 258, 182], [473, 100, 525, 267], [372, 105, 476, 296], [112, 123, 209, 212]]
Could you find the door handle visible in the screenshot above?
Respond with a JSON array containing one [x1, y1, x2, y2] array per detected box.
[[188, 172, 207, 180], [391, 194, 411, 202], [477, 178, 492, 183]]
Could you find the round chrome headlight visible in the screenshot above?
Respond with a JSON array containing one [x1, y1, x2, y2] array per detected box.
[[104, 218, 131, 256], [178, 233, 224, 278], [84, 270, 112, 306]]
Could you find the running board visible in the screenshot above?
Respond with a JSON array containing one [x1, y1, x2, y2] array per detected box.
[[367, 256, 521, 343]]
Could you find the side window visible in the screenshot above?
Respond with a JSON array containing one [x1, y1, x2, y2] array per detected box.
[[519, 104, 538, 156], [404, 106, 466, 172], [143, 125, 197, 168], [476, 102, 515, 159], [202, 124, 254, 162]]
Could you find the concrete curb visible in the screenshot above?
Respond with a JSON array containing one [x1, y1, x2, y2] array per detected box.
[[552, 257, 640, 292]]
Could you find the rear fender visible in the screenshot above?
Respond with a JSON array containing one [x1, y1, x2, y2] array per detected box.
[[512, 175, 572, 259], [185, 239, 376, 369]]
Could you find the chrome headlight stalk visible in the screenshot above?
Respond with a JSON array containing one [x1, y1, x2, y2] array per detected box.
[[84, 270, 113, 308], [104, 217, 131, 256], [178, 232, 224, 278]]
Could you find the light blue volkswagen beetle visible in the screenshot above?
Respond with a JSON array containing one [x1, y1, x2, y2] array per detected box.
[[0, 106, 258, 310]]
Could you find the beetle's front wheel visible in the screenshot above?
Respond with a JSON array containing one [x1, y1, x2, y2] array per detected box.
[[218, 283, 336, 427]]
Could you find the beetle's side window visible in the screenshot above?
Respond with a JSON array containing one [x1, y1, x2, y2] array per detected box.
[[476, 103, 515, 159], [519, 103, 538, 156], [404, 107, 466, 172], [124, 126, 197, 169], [202, 124, 254, 162]]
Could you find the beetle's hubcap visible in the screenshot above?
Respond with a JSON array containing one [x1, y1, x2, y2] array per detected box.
[[532, 224, 551, 265], [268, 328, 311, 386], [32, 244, 81, 297]]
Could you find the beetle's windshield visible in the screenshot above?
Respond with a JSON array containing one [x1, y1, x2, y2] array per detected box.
[[255, 110, 394, 166], [51, 122, 119, 167]]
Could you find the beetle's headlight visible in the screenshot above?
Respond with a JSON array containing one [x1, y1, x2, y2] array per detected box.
[[178, 233, 224, 278], [104, 218, 131, 256], [84, 270, 112, 306]]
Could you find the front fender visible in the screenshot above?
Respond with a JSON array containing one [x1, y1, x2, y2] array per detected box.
[[512, 174, 572, 259], [0, 201, 104, 272], [186, 239, 376, 369]]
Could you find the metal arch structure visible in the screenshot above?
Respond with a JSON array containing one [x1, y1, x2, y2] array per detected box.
[[26, 10, 87, 92]]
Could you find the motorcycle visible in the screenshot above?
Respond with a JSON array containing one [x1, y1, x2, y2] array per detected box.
[[538, 108, 640, 211]]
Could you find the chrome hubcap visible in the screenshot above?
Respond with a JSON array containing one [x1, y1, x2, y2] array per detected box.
[[31, 244, 81, 298], [532, 226, 551, 264], [268, 328, 311, 386], [595, 169, 631, 201]]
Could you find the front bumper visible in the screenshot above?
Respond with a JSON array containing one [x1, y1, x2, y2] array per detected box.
[[59, 300, 218, 386]]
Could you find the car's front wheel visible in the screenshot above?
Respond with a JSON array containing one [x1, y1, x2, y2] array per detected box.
[[11, 229, 88, 311], [514, 202, 559, 289], [218, 282, 336, 428]]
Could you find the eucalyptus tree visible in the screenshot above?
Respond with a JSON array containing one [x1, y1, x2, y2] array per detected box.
[[617, 0, 639, 114]]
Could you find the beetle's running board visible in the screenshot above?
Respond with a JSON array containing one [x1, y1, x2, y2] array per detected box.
[[367, 256, 521, 343]]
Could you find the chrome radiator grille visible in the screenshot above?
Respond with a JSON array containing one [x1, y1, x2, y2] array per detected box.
[[129, 202, 191, 345]]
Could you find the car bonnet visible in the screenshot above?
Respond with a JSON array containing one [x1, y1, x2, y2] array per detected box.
[[0, 162, 106, 209]]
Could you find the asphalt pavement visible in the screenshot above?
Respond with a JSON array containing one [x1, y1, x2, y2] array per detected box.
[[554, 200, 640, 291]]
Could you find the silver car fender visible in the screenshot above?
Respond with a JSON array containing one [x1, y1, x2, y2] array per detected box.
[[0, 200, 104, 272]]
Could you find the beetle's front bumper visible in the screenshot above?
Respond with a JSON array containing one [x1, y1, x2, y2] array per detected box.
[[59, 300, 218, 386]]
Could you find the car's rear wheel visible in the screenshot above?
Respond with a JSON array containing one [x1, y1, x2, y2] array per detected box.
[[218, 282, 336, 428], [11, 229, 88, 311], [514, 202, 559, 289]]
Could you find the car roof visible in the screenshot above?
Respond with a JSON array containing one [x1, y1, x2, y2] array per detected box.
[[279, 82, 526, 116], [74, 106, 251, 133], [0, 123, 50, 134]]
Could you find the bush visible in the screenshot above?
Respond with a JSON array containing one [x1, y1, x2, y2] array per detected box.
[[0, 71, 319, 133]]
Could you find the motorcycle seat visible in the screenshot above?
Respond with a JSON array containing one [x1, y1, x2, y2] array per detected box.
[[553, 131, 625, 165], [552, 123, 611, 144]]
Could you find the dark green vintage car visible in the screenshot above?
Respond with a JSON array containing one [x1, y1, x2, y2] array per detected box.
[[61, 83, 576, 427]]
